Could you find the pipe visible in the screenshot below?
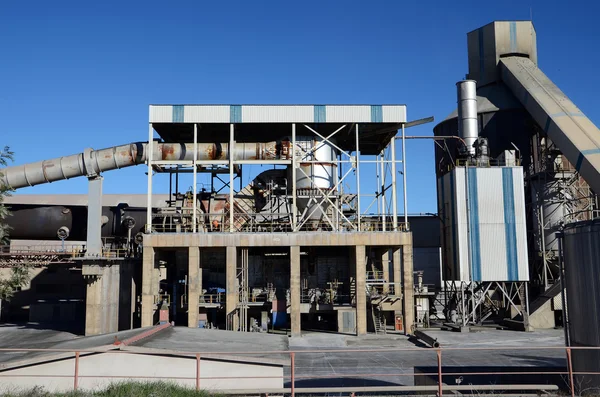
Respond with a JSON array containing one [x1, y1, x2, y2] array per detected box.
[[0, 141, 290, 190], [456, 80, 478, 155], [414, 329, 440, 348]]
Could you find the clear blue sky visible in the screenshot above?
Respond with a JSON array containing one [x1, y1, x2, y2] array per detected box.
[[1, 0, 599, 214]]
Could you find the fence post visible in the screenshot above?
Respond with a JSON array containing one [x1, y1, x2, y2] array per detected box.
[[196, 353, 201, 391], [436, 349, 443, 397], [73, 351, 80, 391], [566, 347, 575, 397], [291, 352, 296, 397]]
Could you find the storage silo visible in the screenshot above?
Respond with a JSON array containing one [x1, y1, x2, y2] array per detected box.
[[562, 220, 600, 391]]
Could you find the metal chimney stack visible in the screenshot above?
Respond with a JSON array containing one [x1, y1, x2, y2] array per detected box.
[[456, 80, 478, 155]]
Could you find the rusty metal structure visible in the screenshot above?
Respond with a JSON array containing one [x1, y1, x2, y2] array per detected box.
[[0, 104, 427, 338]]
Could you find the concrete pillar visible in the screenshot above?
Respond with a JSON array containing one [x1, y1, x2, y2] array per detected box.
[[382, 249, 390, 294], [141, 247, 156, 327], [355, 245, 367, 336], [290, 246, 301, 336], [84, 264, 120, 336], [393, 247, 402, 298], [226, 246, 238, 331], [402, 244, 414, 335], [188, 247, 201, 328]]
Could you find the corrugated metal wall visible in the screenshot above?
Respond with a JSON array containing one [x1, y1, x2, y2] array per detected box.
[[438, 167, 529, 282], [563, 220, 600, 389], [149, 105, 407, 124]]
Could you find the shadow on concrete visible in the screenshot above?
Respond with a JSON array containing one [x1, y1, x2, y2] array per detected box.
[[287, 377, 405, 388]]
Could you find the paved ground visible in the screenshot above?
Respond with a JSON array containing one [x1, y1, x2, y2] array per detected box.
[[0, 325, 568, 389], [0, 324, 152, 368]]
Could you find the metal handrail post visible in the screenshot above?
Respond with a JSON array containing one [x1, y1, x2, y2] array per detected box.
[[437, 348, 443, 396], [73, 351, 80, 390]]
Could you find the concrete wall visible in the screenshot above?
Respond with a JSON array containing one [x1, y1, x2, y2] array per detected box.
[[0, 352, 283, 393]]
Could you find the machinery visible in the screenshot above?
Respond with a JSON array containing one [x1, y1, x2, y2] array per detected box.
[[435, 21, 600, 329]]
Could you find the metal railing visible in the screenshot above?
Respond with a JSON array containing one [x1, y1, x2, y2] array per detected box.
[[0, 344, 593, 396], [146, 216, 409, 234]]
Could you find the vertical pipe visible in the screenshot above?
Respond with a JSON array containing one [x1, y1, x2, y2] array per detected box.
[[196, 353, 201, 391], [355, 124, 361, 231], [392, 134, 398, 231], [146, 124, 153, 233], [402, 124, 408, 228], [193, 124, 198, 233], [292, 124, 297, 231], [436, 349, 443, 397], [379, 150, 385, 231], [376, 152, 380, 228], [229, 124, 235, 233], [73, 351, 80, 390], [566, 347, 575, 397], [290, 352, 296, 397]]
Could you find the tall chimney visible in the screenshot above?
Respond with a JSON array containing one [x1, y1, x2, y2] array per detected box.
[[456, 80, 478, 155]]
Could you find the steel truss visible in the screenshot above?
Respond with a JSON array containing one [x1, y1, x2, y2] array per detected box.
[[443, 280, 529, 327]]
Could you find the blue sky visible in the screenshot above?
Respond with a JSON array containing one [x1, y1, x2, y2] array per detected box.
[[1, 0, 599, 214]]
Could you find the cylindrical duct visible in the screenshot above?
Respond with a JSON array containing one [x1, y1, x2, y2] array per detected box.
[[0, 141, 290, 190], [456, 80, 478, 155]]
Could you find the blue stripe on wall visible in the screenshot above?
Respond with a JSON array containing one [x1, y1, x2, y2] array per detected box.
[[478, 28, 485, 78], [576, 149, 600, 171], [230, 105, 242, 123], [370, 105, 383, 122], [314, 105, 326, 123], [509, 22, 517, 53], [172, 105, 184, 122], [502, 168, 519, 280], [449, 171, 458, 278], [467, 168, 482, 281]]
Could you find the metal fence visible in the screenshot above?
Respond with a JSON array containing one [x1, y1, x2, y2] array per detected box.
[[0, 345, 595, 396]]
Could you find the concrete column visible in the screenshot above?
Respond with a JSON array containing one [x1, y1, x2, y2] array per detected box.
[[402, 244, 414, 335], [188, 247, 201, 328], [84, 264, 120, 336], [393, 247, 402, 298], [382, 249, 390, 294], [226, 246, 238, 331], [141, 247, 156, 327], [290, 246, 301, 337], [355, 245, 367, 336]]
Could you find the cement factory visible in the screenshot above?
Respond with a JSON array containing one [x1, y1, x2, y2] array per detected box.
[[1, 20, 600, 393]]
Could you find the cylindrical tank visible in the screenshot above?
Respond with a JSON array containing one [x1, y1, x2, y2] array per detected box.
[[563, 219, 600, 391], [6, 206, 74, 240], [294, 136, 337, 221], [456, 80, 478, 155]]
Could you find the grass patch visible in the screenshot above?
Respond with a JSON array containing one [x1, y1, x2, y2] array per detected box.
[[1, 382, 215, 397]]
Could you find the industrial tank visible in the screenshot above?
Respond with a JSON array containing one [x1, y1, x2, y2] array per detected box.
[[563, 219, 600, 391]]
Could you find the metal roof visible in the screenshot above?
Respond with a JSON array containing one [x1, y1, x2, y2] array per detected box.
[[149, 105, 407, 155]]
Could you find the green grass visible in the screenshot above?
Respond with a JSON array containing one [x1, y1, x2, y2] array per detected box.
[[1, 382, 215, 397]]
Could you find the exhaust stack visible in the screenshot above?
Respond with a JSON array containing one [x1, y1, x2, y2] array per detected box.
[[456, 80, 478, 155]]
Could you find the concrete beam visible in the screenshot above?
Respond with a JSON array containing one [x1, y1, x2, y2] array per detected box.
[[226, 246, 238, 331], [188, 247, 201, 328], [402, 244, 414, 335], [355, 245, 367, 336], [146, 231, 411, 248], [290, 246, 301, 337], [141, 247, 155, 327]]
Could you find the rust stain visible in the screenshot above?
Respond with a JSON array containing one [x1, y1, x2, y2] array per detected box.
[[161, 144, 175, 160], [204, 144, 216, 160]]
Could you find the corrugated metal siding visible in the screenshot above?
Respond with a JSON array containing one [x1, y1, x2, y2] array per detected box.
[[242, 105, 314, 123], [382, 105, 406, 122], [439, 167, 528, 282], [149, 106, 173, 123], [150, 105, 406, 123], [183, 106, 230, 123], [325, 106, 371, 122], [564, 220, 600, 347]]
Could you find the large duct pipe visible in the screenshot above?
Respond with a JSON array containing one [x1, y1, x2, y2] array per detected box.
[[456, 80, 478, 155], [0, 141, 290, 190]]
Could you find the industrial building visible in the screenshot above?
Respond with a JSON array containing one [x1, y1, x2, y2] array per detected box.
[[1, 19, 600, 392]]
